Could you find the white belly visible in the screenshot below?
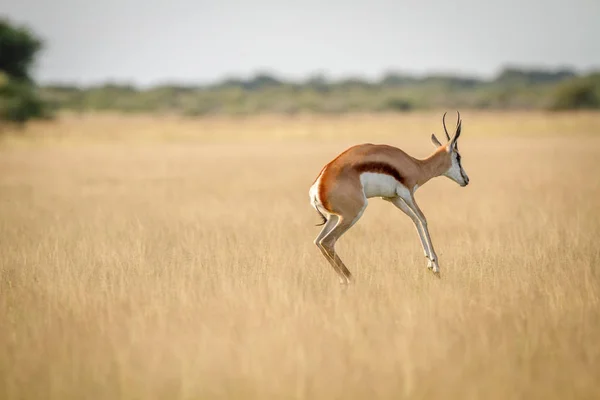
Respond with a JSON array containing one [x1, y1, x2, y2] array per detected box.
[[360, 172, 401, 198]]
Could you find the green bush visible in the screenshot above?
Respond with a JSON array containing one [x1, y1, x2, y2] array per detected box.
[[380, 97, 413, 112], [0, 77, 49, 123], [548, 79, 600, 110]]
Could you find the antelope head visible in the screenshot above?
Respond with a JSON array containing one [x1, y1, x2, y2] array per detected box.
[[431, 111, 470, 187]]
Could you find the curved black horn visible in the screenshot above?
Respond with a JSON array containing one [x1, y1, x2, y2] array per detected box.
[[454, 110, 462, 141], [451, 111, 463, 151], [442, 112, 451, 141]]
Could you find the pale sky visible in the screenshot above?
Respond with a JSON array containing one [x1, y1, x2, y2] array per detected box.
[[3, 0, 600, 86]]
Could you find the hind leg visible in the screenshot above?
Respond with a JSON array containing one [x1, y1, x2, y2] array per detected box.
[[319, 204, 366, 284], [314, 214, 347, 280]]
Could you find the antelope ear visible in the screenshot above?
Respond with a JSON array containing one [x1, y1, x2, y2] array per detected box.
[[431, 133, 443, 148]]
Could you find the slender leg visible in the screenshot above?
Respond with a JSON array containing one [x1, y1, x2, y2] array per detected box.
[[388, 197, 432, 265], [314, 214, 346, 278], [401, 195, 440, 275], [319, 206, 366, 284]]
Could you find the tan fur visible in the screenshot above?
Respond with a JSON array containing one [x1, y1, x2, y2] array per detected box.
[[318, 143, 451, 215]]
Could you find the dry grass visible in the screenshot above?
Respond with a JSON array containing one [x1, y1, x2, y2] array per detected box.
[[3, 110, 600, 145], [1, 111, 599, 399]]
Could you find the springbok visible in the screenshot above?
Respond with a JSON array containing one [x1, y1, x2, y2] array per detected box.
[[309, 111, 468, 283]]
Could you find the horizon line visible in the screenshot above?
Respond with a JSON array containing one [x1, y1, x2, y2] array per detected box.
[[36, 63, 599, 89]]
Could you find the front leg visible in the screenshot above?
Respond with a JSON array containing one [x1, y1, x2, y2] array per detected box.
[[402, 195, 440, 276], [388, 197, 434, 270]]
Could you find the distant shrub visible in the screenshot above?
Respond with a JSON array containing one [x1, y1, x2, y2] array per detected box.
[[548, 79, 600, 110], [495, 67, 576, 86], [380, 97, 413, 112], [0, 78, 50, 123]]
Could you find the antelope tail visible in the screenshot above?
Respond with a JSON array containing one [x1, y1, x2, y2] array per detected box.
[[315, 207, 327, 226]]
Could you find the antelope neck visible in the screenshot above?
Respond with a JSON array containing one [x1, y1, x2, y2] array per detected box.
[[415, 148, 449, 186]]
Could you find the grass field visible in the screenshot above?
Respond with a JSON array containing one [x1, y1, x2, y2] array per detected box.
[[1, 111, 599, 399]]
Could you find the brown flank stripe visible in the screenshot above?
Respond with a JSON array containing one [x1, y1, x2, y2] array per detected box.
[[317, 160, 405, 212], [354, 161, 406, 185]]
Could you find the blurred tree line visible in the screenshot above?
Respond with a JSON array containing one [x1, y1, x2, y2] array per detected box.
[[1, 18, 600, 124], [41, 68, 600, 117]]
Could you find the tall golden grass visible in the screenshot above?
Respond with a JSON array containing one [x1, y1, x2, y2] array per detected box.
[[1, 111, 599, 399]]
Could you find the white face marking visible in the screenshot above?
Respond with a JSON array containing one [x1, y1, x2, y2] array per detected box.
[[360, 172, 401, 199], [443, 148, 469, 186]]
